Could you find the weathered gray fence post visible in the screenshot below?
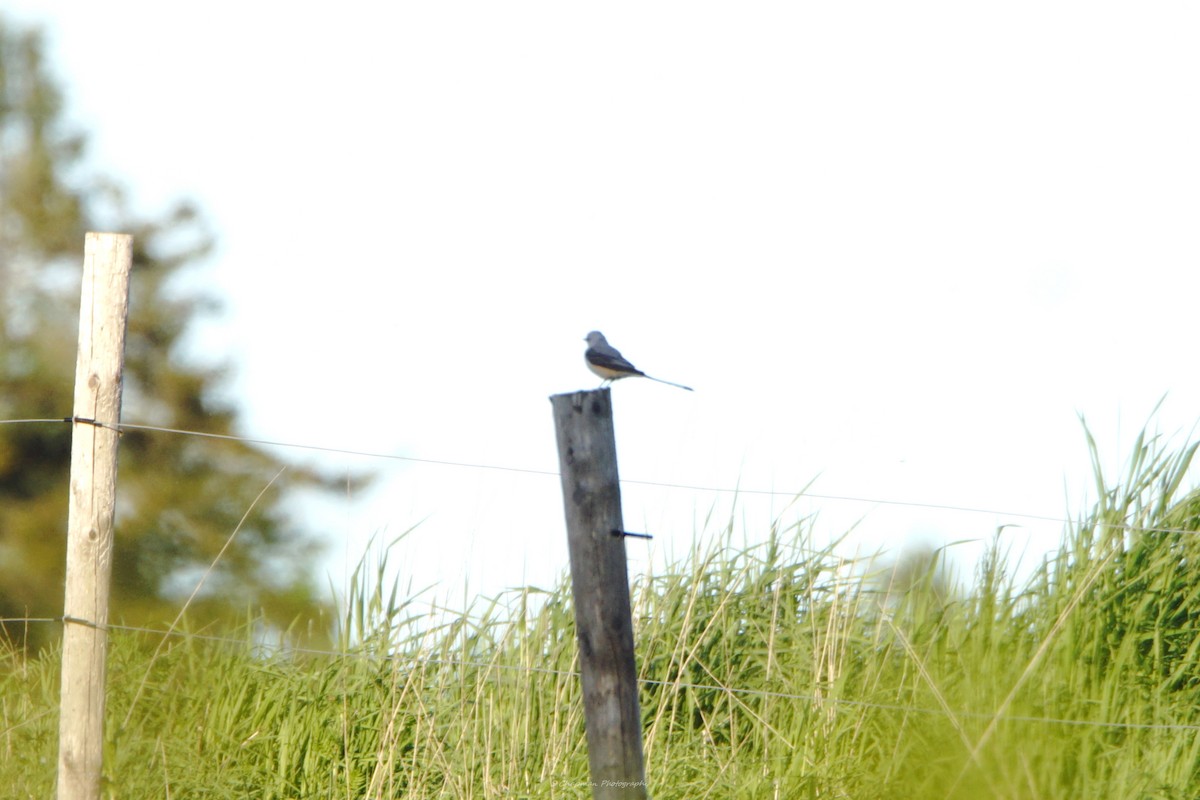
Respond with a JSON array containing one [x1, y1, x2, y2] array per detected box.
[[57, 232, 133, 800], [550, 388, 648, 800]]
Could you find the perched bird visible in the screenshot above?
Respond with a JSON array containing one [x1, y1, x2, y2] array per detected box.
[[584, 331, 693, 391]]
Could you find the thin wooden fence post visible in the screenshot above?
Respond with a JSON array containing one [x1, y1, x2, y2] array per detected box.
[[57, 232, 133, 800], [550, 389, 648, 800]]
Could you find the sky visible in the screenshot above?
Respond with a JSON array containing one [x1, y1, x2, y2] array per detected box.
[[8, 2, 1200, 612]]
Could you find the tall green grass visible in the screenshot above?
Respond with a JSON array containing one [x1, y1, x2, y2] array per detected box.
[[3, 428, 1200, 798]]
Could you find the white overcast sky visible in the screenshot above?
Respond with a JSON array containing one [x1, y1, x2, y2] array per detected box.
[[8, 1, 1200, 607]]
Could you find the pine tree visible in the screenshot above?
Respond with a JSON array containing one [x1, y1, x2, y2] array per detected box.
[[0, 18, 353, 649]]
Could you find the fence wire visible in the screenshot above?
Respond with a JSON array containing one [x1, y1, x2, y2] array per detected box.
[[4, 416, 1200, 737], [2, 416, 1196, 536]]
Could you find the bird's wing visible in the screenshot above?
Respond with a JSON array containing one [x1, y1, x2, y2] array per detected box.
[[586, 348, 643, 375]]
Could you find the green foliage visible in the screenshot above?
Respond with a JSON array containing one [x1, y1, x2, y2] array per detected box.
[[4, 426, 1200, 797], [0, 17, 352, 648]]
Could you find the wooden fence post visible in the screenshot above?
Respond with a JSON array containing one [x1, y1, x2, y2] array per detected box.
[[57, 232, 133, 800], [550, 389, 648, 800]]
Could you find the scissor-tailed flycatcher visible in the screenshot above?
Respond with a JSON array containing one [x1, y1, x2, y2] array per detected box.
[[584, 331, 693, 391]]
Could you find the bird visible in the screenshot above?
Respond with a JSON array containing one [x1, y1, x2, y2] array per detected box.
[[583, 331, 693, 391]]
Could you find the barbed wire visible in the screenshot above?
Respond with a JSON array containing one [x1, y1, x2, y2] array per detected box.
[[2, 416, 1197, 536], [1, 615, 1195, 733]]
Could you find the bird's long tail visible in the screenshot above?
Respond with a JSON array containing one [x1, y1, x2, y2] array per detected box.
[[645, 374, 693, 391]]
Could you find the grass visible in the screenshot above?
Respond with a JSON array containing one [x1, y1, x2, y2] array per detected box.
[[4, 425, 1200, 798]]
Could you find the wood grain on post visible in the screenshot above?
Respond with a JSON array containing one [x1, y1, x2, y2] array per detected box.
[[550, 389, 648, 800], [57, 232, 133, 800]]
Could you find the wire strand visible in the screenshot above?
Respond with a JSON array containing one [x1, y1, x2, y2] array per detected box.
[[117, 420, 561, 477], [1, 416, 1198, 536]]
